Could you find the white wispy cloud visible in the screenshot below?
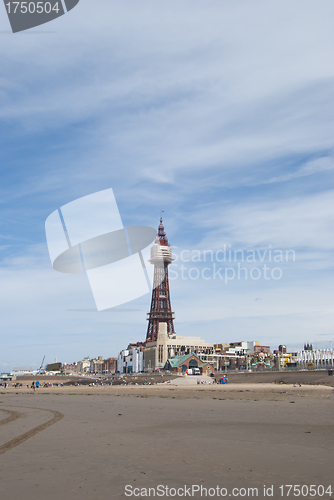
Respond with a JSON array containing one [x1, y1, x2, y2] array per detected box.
[[191, 189, 334, 252], [251, 154, 334, 186]]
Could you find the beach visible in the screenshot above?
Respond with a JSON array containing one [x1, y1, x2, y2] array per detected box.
[[0, 381, 333, 500]]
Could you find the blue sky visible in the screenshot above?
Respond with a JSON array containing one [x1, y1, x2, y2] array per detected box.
[[1, 0, 334, 371]]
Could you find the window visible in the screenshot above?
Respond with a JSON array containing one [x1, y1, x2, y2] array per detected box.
[[158, 345, 163, 363]]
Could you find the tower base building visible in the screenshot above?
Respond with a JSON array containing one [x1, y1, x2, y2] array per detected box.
[[143, 216, 215, 370], [144, 322, 215, 371]]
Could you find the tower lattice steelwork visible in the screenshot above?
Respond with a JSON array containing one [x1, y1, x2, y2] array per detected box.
[[146, 216, 175, 343]]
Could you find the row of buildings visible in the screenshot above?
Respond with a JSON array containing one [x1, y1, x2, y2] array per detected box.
[[67, 341, 333, 376], [62, 356, 117, 375], [61, 218, 333, 376]]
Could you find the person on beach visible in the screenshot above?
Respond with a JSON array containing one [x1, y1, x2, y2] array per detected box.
[[31, 381, 35, 391]]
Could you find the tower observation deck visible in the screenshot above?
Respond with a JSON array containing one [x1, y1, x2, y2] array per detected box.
[[146, 216, 175, 343]]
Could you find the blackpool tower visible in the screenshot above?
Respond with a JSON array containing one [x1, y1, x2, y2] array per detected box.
[[146, 216, 175, 343]]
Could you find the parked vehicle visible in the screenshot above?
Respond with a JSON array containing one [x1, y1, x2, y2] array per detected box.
[[187, 368, 200, 375]]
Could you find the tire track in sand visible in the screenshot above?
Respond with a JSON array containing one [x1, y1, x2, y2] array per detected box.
[[0, 408, 23, 426], [0, 406, 64, 455]]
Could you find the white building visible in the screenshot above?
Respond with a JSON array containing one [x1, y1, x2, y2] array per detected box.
[[118, 344, 145, 374], [77, 356, 91, 373], [225, 341, 264, 355]]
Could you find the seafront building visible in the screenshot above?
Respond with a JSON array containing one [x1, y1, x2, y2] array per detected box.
[[143, 217, 218, 371], [117, 343, 145, 374], [76, 356, 117, 374], [77, 356, 91, 373], [165, 353, 215, 375], [144, 322, 214, 370]]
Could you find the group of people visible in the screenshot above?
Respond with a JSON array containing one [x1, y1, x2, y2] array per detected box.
[[195, 376, 228, 385], [30, 380, 64, 390], [1, 381, 25, 388]]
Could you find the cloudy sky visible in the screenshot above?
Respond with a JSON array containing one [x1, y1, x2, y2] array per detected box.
[[0, 0, 333, 371]]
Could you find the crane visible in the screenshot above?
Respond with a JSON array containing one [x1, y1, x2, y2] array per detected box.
[[38, 355, 46, 374]]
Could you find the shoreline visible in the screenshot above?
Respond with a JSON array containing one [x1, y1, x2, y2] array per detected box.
[[1, 381, 333, 400]]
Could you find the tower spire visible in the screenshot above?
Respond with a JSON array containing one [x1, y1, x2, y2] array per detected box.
[[146, 215, 175, 343], [157, 212, 168, 245]]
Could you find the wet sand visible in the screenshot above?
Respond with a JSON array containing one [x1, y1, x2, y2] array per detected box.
[[0, 383, 333, 500]]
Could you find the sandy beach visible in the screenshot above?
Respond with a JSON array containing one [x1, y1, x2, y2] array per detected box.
[[0, 381, 333, 500]]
